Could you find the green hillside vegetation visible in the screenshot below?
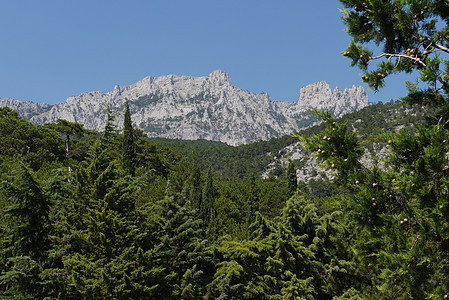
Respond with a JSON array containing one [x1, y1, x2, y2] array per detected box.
[[150, 100, 434, 179]]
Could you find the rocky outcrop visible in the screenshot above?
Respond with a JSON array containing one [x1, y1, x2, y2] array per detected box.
[[262, 141, 389, 183], [1, 71, 369, 146], [294, 81, 367, 117]]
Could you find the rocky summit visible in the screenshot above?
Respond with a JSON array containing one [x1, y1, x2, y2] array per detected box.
[[0, 70, 369, 146]]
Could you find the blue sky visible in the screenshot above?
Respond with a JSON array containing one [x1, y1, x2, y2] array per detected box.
[[0, 1, 414, 105]]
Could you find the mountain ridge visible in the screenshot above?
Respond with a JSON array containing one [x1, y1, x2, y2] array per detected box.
[[0, 70, 369, 145]]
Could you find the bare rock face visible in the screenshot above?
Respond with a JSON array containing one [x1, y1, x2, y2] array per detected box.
[[0, 98, 52, 119], [290, 81, 369, 117], [1, 71, 369, 146]]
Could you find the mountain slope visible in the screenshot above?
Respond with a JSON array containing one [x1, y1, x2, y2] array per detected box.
[[148, 101, 432, 180]]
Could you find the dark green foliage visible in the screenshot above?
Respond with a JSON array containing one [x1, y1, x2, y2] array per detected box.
[[246, 173, 259, 226], [0, 164, 52, 297], [0, 107, 65, 170], [122, 100, 136, 176], [210, 194, 352, 299], [187, 159, 202, 211], [257, 177, 289, 218], [45, 119, 90, 159], [302, 108, 449, 298], [102, 105, 119, 149], [287, 160, 297, 198], [150, 135, 298, 178], [1, 164, 51, 261], [155, 193, 214, 298], [52, 142, 169, 298], [201, 170, 217, 240]]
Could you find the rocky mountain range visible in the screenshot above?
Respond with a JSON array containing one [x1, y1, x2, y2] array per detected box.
[[0, 70, 369, 146]]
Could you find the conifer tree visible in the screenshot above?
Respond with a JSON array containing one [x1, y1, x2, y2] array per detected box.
[[301, 109, 449, 298], [122, 100, 135, 176], [287, 160, 297, 198], [340, 0, 449, 103], [155, 187, 214, 299], [46, 117, 170, 298], [245, 173, 259, 229], [54, 141, 169, 298], [1, 164, 51, 261], [201, 169, 217, 240], [0, 164, 52, 297], [188, 159, 202, 211], [102, 105, 118, 150]]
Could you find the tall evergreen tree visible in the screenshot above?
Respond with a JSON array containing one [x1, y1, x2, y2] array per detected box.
[[155, 188, 215, 299], [188, 158, 202, 211], [102, 105, 118, 149], [122, 100, 136, 176], [246, 173, 259, 230], [1, 164, 51, 261], [287, 160, 297, 198], [201, 169, 217, 240], [53, 141, 169, 298], [0, 164, 52, 297]]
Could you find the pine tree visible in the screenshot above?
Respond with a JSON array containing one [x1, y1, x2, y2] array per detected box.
[[340, 0, 449, 123], [122, 100, 135, 176], [45, 119, 89, 159]]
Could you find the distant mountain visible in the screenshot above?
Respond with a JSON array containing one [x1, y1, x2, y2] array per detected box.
[[0, 98, 52, 119], [0, 70, 369, 146]]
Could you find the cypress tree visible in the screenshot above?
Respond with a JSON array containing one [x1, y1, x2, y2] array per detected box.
[[201, 169, 217, 240], [188, 159, 202, 211], [246, 173, 259, 229], [102, 105, 118, 150], [287, 160, 297, 198], [122, 100, 135, 176]]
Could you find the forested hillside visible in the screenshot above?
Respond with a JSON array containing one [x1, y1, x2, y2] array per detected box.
[[2, 1, 449, 299], [150, 100, 434, 179]]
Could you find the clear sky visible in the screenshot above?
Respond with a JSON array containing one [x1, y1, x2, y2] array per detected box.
[[0, 0, 414, 105]]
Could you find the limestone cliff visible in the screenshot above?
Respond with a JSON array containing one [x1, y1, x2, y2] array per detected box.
[[1, 71, 369, 146]]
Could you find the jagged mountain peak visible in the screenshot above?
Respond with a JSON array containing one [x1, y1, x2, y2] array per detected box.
[[0, 71, 369, 145]]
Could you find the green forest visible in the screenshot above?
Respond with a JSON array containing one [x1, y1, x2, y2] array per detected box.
[[3, 1, 449, 299]]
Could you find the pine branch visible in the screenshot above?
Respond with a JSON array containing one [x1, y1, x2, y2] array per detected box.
[[369, 53, 426, 68]]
